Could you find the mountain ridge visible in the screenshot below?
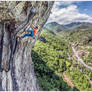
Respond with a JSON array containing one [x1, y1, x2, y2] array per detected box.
[[44, 22, 92, 32]]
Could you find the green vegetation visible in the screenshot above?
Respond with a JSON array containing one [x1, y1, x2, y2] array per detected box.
[[32, 30, 73, 91], [67, 29, 92, 46], [32, 22, 92, 91], [84, 48, 92, 66], [66, 67, 92, 91], [64, 27, 92, 90]]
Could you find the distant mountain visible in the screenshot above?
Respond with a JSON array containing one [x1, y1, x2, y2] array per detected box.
[[44, 22, 92, 33], [65, 22, 82, 28], [64, 22, 92, 30], [43, 22, 67, 33]]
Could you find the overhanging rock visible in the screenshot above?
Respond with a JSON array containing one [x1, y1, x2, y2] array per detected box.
[[0, 1, 54, 91]]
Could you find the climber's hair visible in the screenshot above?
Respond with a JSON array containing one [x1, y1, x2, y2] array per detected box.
[[35, 26, 38, 29]]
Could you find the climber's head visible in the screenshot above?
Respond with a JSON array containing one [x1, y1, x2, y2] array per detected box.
[[35, 26, 38, 29]]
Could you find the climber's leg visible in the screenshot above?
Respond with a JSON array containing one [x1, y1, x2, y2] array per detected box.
[[21, 34, 30, 38], [28, 30, 34, 37], [21, 29, 34, 38]]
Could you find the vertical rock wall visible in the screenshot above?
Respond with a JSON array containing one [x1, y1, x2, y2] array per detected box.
[[0, 1, 54, 91]]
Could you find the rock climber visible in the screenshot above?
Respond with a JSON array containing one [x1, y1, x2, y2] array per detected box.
[[21, 25, 38, 38]]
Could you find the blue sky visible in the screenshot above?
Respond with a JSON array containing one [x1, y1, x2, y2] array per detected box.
[[77, 2, 92, 16], [47, 1, 92, 25]]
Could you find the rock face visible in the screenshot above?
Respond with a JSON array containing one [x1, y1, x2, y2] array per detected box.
[[0, 1, 54, 91]]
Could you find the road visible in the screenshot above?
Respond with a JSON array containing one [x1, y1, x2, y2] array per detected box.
[[72, 45, 92, 71]]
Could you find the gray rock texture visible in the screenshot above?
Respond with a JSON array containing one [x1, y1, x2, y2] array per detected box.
[[0, 1, 54, 91]]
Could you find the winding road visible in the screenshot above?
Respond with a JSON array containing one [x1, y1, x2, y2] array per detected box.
[[72, 45, 92, 71]]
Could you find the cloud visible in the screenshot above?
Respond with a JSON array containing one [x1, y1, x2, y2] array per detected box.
[[47, 2, 92, 25], [53, 1, 74, 7], [51, 1, 74, 12]]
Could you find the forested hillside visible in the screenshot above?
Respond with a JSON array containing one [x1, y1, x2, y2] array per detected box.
[[32, 27, 92, 91], [32, 30, 73, 91], [44, 22, 67, 33], [66, 27, 92, 66]]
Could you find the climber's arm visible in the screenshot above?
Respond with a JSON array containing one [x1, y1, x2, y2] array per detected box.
[[26, 25, 31, 30], [15, 7, 36, 35], [24, 25, 31, 33], [31, 26, 34, 30]]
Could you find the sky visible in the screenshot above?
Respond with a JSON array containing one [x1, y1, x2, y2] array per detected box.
[[47, 1, 92, 25]]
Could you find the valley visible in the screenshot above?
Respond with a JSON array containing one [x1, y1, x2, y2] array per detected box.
[[32, 22, 92, 91]]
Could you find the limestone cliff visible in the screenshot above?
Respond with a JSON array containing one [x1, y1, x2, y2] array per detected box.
[[0, 1, 54, 91]]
